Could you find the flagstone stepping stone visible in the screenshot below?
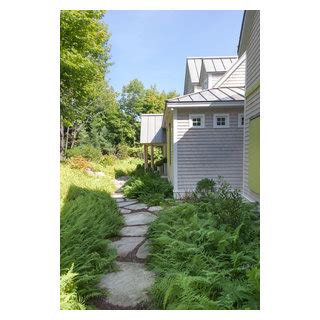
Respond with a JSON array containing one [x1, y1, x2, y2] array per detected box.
[[148, 206, 162, 212], [110, 237, 145, 258], [119, 208, 131, 214], [124, 203, 148, 211], [118, 201, 137, 208], [115, 198, 125, 203], [136, 241, 150, 259], [99, 262, 155, 308], [124, 212, 157, 226], [111, 193, 125, 199], [120, 225, 148, 237]]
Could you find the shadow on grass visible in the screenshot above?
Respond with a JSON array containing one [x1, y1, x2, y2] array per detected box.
[[60, 185, 123, 302]]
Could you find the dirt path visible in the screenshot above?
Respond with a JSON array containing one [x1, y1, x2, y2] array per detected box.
[[94, 176, 162, 310]]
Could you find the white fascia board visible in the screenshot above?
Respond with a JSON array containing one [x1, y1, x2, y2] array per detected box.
[[167, 101, 244, 108], [214, 53, 246, 88]]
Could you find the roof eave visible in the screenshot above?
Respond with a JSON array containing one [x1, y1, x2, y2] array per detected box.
[[166, 100, 244, 108]]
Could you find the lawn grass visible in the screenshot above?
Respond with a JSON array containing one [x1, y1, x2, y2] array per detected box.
[[60, 157, 141, 309], [113, 157, 143, 178], [147, 180, 260, 310]]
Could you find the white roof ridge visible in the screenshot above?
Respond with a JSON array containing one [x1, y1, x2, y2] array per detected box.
[[214, 53, 246, 88]]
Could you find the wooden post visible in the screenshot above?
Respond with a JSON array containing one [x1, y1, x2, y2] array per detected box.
[[151, 145, 154, 170], [144, 144, 148, 171]]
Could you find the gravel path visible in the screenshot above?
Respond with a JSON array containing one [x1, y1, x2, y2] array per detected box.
[[95, 176, 162, 309]]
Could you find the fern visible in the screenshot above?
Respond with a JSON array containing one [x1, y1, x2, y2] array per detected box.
[[60, 265, 85, 310], [147, 179, 260, 310]]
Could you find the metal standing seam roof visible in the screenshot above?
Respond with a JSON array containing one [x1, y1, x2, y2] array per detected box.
[[166, 87, 245, 103], [140, 114, 166, 144], [187, 56, 238, 84]]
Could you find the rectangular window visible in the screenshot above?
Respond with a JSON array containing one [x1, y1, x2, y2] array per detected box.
[[248, 116, 260, 194], [189, 114, 205, 128], [213, 113, 230, 128], [238, 113, 244, 127]]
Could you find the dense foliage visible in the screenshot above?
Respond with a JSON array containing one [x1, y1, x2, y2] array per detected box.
[[60, 159, 141, 309], [60, 169, 123, 303], [60, 265, 86, 310], [147, 178, 260, 310], [123, 167, 173, 205], [119, 79, 178, 145]]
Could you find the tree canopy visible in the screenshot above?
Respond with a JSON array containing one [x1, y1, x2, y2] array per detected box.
[[60, 10, 179, 156]]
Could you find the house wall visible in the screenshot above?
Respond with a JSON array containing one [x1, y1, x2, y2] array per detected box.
[[175, 107, 244, 196], [243, 11, 260, 202], [165, 111, 174, 183], [208, 73, 224, 88]]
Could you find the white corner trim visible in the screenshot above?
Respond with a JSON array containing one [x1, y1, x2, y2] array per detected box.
[[173, 109, 178, 193], [213, 113, 230, 128], [238, 113, 244, 127], [189, 114, 205, 128], [242, 103, 246, 194]]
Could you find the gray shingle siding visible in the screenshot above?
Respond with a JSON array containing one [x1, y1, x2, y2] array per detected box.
[[176, 107, 244, 193], [246, 12, 260, 89], [243, 11, 260, 202]]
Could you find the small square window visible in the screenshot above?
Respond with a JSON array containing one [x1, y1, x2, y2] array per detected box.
[[189, 114, 205, 128], [214, 114, 229, 128]]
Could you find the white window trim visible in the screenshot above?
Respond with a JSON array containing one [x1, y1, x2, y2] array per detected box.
[[189, 114, 205, 128], [238, 113, 244, 127], [213, 113, 230, 128]]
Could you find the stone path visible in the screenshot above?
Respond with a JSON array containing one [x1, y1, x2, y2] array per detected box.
[[96, 176, 162, 309]]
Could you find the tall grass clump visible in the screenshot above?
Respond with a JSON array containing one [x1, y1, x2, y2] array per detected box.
[[123, 167, 173, 205], [147, 178, 260, 310]]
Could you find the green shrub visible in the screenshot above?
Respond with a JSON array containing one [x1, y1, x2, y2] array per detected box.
[[99, 154, 117, 166], [68, 156, 92, 170], [100, 140, 116, 155], [116, 144, 129, 159], [114, 158, 143, 178], [66, 144, 102, 161], [195, 178, 216, 197], [60, 265, 85, 310], [156, 157, 167, 167], [147, 179, 260, 310], [128, 145, 144, 158], [123, 170, 173, 205]]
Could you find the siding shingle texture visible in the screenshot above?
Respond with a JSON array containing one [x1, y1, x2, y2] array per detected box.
[[176, 108, 243, 192]]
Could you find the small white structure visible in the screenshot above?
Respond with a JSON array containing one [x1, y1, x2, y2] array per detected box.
[[140, 114, 166, 171]]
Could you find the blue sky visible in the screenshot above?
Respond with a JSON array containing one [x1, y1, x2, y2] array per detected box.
[[104, 10, 243, 95]]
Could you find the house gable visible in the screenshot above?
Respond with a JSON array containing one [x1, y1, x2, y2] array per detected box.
[[214, 53, 246, 88]]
